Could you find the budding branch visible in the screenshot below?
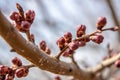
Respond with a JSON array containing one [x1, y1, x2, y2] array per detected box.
[[0, 10, 119, 80], [0, 11, 93, 80]]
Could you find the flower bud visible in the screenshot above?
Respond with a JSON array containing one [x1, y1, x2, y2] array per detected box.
[[90, 34, 104, 44], [25, 10, 35, 24], [56, 37, 65, 50], [79, 41, 86, 47], [10, 12, 20, 21], [115, 60, 120, 68], [0, 65, 10, 75], [40, 40, 47, 51], [12, 57, 22, 67], [30, 34, 35, 43], [62, 49, 74, 57], [0, 75, 6, 80], [96, 17, 107, 30], [5, 74, 14, 80], [64, 32, 72, 43], [45, 47, 51, 55], [76, 25, 86, 37], [69, 41, 79, 50], [15, 67, 28, 78], [21, 21, 31, 31]]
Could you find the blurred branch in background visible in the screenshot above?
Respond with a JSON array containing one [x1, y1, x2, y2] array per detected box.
[[106, 0, 120, 41]]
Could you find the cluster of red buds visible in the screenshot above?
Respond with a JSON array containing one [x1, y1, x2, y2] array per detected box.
[[39, 40, 51, 55], [0, 57, 30, 80], [10, 3, 35, 33], [9, 3, 35, 43], [56, 16, 119, 57]]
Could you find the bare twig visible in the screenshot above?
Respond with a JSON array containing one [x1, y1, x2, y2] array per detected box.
[[106, 0, 120, 41], [87, 52, 120, 74], [70, 54, 80, 69]]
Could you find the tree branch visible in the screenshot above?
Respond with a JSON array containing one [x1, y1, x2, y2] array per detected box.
[[87, 53, 120, 74], [0, 11, 94, 80]]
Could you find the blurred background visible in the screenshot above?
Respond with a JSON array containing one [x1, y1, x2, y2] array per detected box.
[[0, 0, 120, 80]]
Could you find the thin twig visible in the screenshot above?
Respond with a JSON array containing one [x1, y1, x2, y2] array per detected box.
[[55, 46, 68, 59], [70, 54, 80, 69], [87, 52, 120, 74]]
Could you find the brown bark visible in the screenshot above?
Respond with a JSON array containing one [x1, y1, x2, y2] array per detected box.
[[0, 10, 120, 80], [0, 11, 94, 80]]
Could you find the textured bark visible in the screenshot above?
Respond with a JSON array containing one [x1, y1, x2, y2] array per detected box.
[[0, 11, 95, 80]]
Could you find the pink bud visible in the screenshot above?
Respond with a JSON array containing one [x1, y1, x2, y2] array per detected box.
[[45, 47, 51, 55], [0, 65, 10, 75], [76, 25, 86, 37], [56, 37, 65, 50], [30, 34, 35, 43], [12, 57, 22, 67], [90, 34, 104, 44], [64, 32, 72, 43], [62, 49, 74, 57], [69, 41, 79, 50], [79, 41, 86, 47], [96, 17, 107, 30], [21, 21, 31, 31], [15, 67, 28, 78], [40, 40, 47, 51], [5, 74, 14, 80], [10, 12, 21, 21], [25, 10, 35, 24]]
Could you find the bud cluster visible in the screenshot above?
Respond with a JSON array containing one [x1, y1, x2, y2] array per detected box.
[[40, 40, 51, 55], [56, 32, 72, 50], [56, 24, 103, 57], [0, 57, 29, 80], [56, 17, 120, 58], [9, 3, 35, 33]]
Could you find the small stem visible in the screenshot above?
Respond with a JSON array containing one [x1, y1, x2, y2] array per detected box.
[[71, 54, 80, 69], [26, 30, 32, 42], [25, 30, 35, 44], [55, 46, 68, 59], [101, 27, 113, 31], [25, 64, 36, 68]]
